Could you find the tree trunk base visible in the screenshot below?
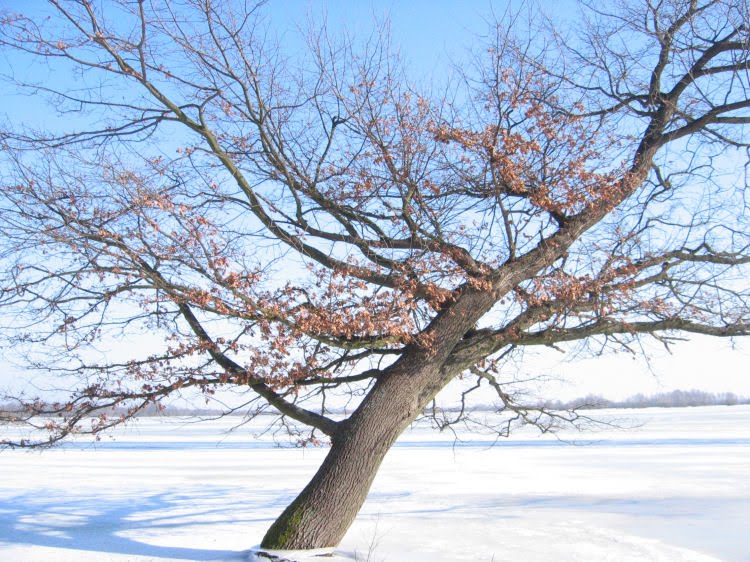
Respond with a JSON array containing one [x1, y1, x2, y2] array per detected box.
[[250, 547, 338, 561], [258, 356, 458, 550]]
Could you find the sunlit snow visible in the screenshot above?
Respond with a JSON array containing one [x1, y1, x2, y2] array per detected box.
[[1, 406, 748, 561]]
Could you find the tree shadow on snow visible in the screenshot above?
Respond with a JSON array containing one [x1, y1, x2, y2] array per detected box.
[[0, 486, 286, 561]]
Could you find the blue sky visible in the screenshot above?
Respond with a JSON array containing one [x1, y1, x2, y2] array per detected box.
[[0, 0, 748, 403]]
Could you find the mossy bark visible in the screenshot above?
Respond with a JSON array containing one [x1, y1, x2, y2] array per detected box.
[[260, 360, 449, 549], [261, 290, 498, 550]]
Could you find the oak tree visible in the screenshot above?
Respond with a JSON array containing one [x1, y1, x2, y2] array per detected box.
[[1, 0, 749, 551]]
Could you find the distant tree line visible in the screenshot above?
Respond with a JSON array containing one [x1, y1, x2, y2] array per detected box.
[[537, 389, 750, 410], [2, 389, 748, 421]]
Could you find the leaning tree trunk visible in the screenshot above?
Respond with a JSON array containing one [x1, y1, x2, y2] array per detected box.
[[260, 356, 450, 550], [260, 289, 499, 550]]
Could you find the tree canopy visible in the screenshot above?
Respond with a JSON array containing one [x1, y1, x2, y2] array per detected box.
[[0, 0, 749, 550]]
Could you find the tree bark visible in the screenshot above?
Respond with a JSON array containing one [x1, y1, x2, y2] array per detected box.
[[260, 290, 496, 550], [260, 356, 451, 549]]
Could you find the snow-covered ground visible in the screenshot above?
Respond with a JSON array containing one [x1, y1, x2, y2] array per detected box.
[[1, 406, 748, 562]]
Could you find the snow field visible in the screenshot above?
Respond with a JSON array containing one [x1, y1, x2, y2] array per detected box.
[[1, 406, 748, 561]]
